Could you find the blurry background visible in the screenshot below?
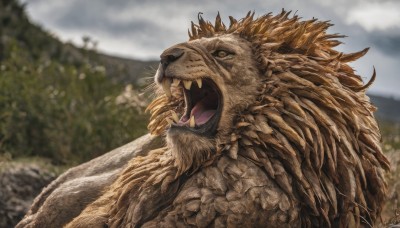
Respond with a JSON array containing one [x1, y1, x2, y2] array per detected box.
[[0, 0, 399, 226]]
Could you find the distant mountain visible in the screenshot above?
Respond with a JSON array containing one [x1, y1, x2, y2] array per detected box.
[[369, 94, 400, 122], [96, 53, 158, 85]]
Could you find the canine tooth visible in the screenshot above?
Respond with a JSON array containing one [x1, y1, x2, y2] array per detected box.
[[171, 110, 179, 123], [162, 78, 172, 98], [183, 80, 192, 90], [173, 78, 181, 86], [196, 78, 202, 88], [189, 115, 195, 128], [166, 118, 173, 125]]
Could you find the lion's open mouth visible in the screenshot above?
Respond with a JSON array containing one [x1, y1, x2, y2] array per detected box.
[[161, 77, 222, 135]]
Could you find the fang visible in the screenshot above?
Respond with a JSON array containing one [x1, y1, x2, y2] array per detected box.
[[171, 110, 180, 123], [196, 78, 202, 88], [189, 115, 195, 128], [183, 80, 192, 90]]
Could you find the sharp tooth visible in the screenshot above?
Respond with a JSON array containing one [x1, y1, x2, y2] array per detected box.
[[173, 78, 181, 86], [162, 78, 172, 98], [189, 115, 195, 128], [196, 78, 202, 88], [171, 110, 179, 123], [183, 80, 192, 90], [166, 118, 173, 125]]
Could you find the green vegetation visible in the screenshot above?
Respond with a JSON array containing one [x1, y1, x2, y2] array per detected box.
[[0, 0, 149, 164], [379, 120, 400, 225], [380, 120, 400, 151]]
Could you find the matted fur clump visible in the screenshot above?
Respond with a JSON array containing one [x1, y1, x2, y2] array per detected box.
[[67, 10, 389, 227]]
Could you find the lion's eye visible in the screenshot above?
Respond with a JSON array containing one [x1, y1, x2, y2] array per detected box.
[[214, 50, 229, 58]]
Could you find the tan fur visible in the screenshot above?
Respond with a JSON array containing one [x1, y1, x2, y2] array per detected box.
[[67, 10, 389, 227]]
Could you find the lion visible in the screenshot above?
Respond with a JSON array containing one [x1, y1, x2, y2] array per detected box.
[[18, 10, 389, 228]]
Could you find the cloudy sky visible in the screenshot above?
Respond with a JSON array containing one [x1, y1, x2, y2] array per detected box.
[[21, 0, 400, 98]]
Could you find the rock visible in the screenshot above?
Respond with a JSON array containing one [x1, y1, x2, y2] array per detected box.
[[0, 164, 56, 228]]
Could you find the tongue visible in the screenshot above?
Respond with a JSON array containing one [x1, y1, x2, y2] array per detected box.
[[190, 97, 217, 125]]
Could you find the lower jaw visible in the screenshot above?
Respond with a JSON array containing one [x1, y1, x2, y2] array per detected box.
[[168, 113, 220, 138]]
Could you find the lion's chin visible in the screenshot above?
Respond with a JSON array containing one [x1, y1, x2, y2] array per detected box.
[[166, 129, 215, 174]]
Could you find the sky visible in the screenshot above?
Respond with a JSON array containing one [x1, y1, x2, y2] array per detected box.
[[21, 0, 400, 98]]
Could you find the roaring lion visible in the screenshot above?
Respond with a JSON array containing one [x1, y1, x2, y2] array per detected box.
[[18, 10, 389, 227]]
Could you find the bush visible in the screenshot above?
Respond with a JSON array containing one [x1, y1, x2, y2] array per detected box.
[[0, 42, 149, 164]]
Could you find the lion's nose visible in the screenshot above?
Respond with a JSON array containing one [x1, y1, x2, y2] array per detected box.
[[160, 47, 184, 67], [156, 47, 185, 84]]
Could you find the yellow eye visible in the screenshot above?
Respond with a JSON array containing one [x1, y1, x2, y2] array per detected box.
[[215, 50, 228, 58]]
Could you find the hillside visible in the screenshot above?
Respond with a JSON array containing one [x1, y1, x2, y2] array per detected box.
[[370, 94, 400, 122], [96, 53, 158, 85], [0, 0, 153, 164]]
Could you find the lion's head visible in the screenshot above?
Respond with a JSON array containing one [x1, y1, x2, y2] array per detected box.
[[150, 31, 262, 174], [146, 11, 390, 226]]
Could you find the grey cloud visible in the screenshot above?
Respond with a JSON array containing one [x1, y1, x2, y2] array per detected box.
[[36, 1, 168, 37], [369, 34, 400, 57]]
